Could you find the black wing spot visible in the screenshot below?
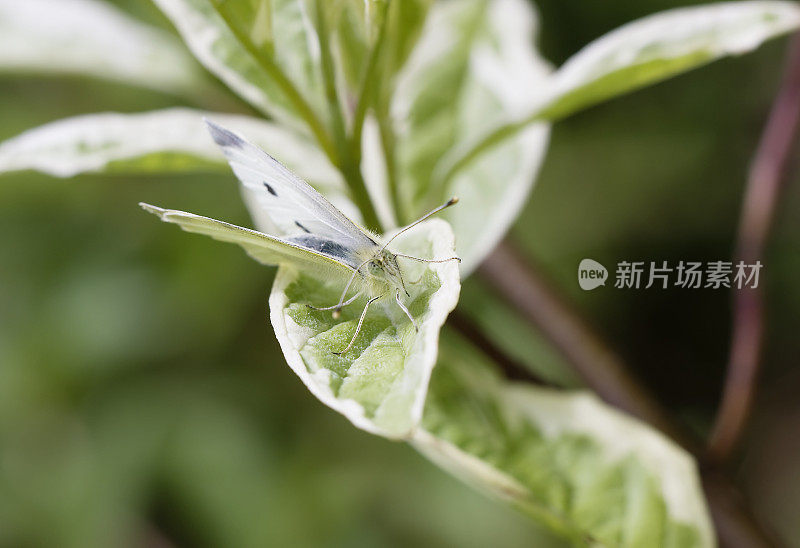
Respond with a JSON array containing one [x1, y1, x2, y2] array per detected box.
[[263, 182, 278, 196], [294, 221, 311, 233]]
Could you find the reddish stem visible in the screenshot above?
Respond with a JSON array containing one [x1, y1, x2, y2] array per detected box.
[[707, 34, 800, 462]]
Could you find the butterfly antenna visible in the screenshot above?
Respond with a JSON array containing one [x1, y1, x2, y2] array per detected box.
[[380, 197, 459, 252], [394, 254, 461, 264]]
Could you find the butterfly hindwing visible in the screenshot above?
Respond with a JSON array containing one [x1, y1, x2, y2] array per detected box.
[[140, 203, 356, 277]]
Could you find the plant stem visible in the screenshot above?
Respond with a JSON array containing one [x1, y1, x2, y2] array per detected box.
[[315, 0, 349, 157], [214, 4, 381, 231], [707, 34, 800, 463], [341, 162, 381, 231], [358, 0, 405, 225], [312, 0, 382, 231], [702, 471, 781, 548], [377, 100, 404, 225], [343, 2, 392, 230], [478, 242, 691, 445], [351, 4, 389, 165], [478, 241, 779, 547]]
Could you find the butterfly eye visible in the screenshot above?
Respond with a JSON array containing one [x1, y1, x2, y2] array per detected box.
[[368, 261, 382, 274]]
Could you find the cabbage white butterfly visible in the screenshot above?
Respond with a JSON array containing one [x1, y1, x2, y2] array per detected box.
[[141, 120, 459, 354]]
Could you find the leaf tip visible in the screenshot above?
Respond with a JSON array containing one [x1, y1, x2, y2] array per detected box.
[[139, 202, 165, 218]]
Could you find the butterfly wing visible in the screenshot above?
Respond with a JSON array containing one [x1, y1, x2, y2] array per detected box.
[[205, 120, 379, 266], [140, 203, 356, 277]]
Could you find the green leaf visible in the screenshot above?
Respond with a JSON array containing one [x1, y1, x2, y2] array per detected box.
[[0, 0, 203, 96], [541, 0, 800, 121], [269, 219, 460, 438], [382, 0, 434, 79], [0, 108, 352, 203], [438, 1, 800, 206], [391, 0, 551, 272], [152, 0, 329, 143], [322, 0, 432, 104], [413, 331, 715, 547], [0, 108, 373, 226], [316, 0, 372, 114]]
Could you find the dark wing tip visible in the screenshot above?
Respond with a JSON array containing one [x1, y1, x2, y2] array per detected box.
[[204, 118, 244, 150]]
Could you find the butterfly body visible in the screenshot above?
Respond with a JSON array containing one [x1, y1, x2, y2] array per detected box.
[[141, 120, 458, 353], [279, 222, 407, 303], [365, 249, 407, 293]]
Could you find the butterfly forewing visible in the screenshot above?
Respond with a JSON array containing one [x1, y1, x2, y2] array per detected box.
[[205, 120, 379, 266]]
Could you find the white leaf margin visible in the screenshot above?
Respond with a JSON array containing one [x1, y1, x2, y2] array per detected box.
[[393, 0, 552, 274], [450, 0, 551, 274], [449, 124, 548, 275], [0, 108, 365, 226], [549, 0, 800, 105], [0, 108, 338, 184], [413, 385, 716, 547], [0, 0, 202, 95], [434, 0, 800, 274], [269, 218, 461, 439]]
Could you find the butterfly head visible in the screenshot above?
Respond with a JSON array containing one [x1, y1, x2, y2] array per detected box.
[[366, 249, 409, 297]]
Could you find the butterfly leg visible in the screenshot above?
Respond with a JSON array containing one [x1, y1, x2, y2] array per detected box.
[[307, 290, 362, 311], [333, 294, 383, 355], [395, 291, 418, 332], [306, 268, 363, 318]]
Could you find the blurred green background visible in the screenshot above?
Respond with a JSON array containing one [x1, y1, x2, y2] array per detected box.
[[2, 0, 800, 546]]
